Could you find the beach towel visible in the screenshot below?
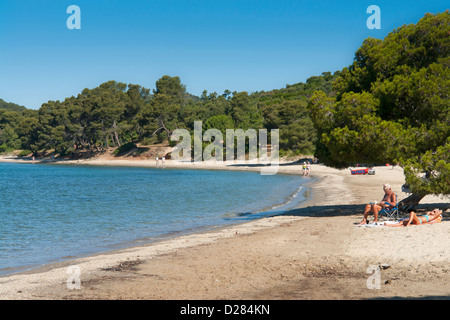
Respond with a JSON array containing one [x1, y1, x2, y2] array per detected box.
[[430, 215, 443, 224], [355, 221, 400, 227], [355, 222, 388, 227]]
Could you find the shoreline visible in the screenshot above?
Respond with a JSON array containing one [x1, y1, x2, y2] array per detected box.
[[0, 185, 312, 279], [0, 156, 449, 299], [0, 156, 312, 274], [0, 157, 316, 274], [0, 154, 305, 175]]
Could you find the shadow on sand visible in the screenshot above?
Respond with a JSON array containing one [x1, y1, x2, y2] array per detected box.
[[370, 295, 450, 300], [276, 202, 450, 220], [227, 159, 309, 168]]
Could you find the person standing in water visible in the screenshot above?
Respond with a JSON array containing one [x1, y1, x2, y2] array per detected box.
[[358, 183, 396, 225], [302, 162, 307, 176]]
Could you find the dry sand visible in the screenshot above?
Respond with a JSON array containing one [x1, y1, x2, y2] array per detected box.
[[0, 156, 449, 300]]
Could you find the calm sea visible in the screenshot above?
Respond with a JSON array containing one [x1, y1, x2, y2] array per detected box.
[[0, 162, 311, 276]]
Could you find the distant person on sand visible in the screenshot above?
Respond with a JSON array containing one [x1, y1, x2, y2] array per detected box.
[[302, 162, 307, 176], [305, 162, 311, 176], [155, 156, 159, 166], [385, 209, 443, 227], [161, 156, 165, 165], [358, 183, 396, 225]]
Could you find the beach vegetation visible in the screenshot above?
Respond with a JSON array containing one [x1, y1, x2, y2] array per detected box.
[[0, 73, 337, 160], [18, 150, 32, 157], [113, 142, 137, 156], [4, 11, 447, 196], [308, 11, 449, 198]]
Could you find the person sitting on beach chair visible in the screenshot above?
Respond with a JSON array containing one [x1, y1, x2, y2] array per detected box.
[[358, 183, 396, 225], [385, 209, 443, 227], [302, 162, 307, 176]]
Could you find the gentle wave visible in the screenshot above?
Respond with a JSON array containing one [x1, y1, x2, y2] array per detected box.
[[221, 183, 309, 220]]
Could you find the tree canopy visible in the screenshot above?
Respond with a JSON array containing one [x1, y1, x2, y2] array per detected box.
[[0, 99, 26, 113], [0, 71, 339, 158], [308, 11, 449, 197]]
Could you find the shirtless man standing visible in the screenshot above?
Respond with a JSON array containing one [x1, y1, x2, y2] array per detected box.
[[358, 183, 396, 225]]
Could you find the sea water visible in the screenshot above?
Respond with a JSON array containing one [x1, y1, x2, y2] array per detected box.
[[0, 162, 311, 276]]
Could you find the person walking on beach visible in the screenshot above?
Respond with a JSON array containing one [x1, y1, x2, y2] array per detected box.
[[302, 162, 307, 176], [357, 183, 396, 225], [155, 156, 159, 166]]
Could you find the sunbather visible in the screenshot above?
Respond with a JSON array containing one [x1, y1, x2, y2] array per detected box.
[[385, 209, 443, 227], [358, 183, 396, 225]]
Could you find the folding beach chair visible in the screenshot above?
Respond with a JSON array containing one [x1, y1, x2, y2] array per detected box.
[[379, 201, 399, 221]]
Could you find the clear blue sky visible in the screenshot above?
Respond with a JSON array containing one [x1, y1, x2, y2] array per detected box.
[[0, 0, 447, 109]]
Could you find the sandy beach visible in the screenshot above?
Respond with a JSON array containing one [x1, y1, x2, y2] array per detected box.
[[0, 155, 449, 300]]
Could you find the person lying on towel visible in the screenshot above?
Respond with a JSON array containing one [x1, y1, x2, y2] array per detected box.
[[385, 209, 443, 227]]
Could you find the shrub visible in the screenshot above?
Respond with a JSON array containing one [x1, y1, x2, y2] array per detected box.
[[0, 145, 14, 154], [18, 150, 32, 157], [113, 142, 136, 156]]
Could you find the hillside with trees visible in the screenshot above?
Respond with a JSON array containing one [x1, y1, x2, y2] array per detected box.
[[308, 11, 449, 200], [0, 99, 26, 113], [1, 11, 448, 201], [0, 72, 339, 158]]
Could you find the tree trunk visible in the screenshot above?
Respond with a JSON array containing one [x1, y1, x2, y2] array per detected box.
[[113, 120, 121, 147], [398, 193, 425, 212], [110, 133, 116, 147]]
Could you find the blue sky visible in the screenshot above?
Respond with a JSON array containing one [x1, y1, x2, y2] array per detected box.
[[0, 1, 447, 109]]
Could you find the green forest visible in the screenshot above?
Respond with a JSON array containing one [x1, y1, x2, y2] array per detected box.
[[309, 12, 449, 197], [0, 71, 338, 158], [0, 12, 448, 197]]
